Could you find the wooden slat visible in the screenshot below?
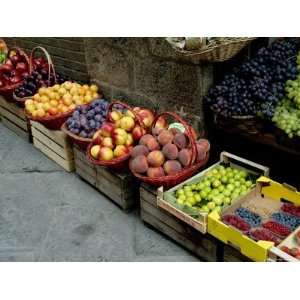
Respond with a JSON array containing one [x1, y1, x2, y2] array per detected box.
[[0, 97, 26, 120], [30, 121, 69, 148], [1, 117, 28, 141], [141, 210, 218, 262], [76, 166, 98, 186], [31, 127, 73, 160], [0, 106, 28, 131], [75, 157, 97, 178], [33, 138, 74, 172]]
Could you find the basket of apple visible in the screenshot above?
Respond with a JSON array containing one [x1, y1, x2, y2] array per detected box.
[[25, 82, 101, 130], [61, 98, 110, 150], [13, 46, 69, 107], [129, 112, 210, 187], [87, 100, 157, 170], [0, 47, 31, 100]]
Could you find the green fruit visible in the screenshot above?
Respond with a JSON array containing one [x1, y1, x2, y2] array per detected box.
[[211, 189, 220, 196], [245, 180, 253, 187], [224, 189, 231, 197], [207, 202, 216, 210], [197, 182, 205, 190], [212, 180, 222, 188], [176, 189, 184, 196], [224, 197, 231, 205], [194, 194, 201, 202], [231, 192, 240, 201], [234, 174, 242, 181], [203, 186, 212, 194], [213, 195, 223, 206], [218, 185, 225, 192], [212, 206, 222, 214], [227, 184, 235, 191], [203, 180, 211, 187], [228, 178, 235, 184], [239, 170, 247, 178], [233, 169, 239, 175], [190, 184, 197, 190], [227, 172, 234, 179], [212, 169, 219, 175], [221, 176, 228, 184], [178, 194, 186, 201], [200, 205, 210, 213], [184, 186, 191, 192], [177, 199, 184, 205], [240, 185, 247, 192], [200, 190, 208, 199], [186, 196, 196, 205], [234, 181, 241, 188]]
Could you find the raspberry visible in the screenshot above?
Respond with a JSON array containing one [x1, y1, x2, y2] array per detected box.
[[250, 228, 281, 245], [262, 221, 291, 237], [222, 214, 251, 232]]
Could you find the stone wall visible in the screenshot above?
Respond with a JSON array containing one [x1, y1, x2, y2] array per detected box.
[[5, 37, 214, 133]]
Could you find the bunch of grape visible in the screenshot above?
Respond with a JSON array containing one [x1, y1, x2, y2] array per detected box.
[[272, 98, 300, 138], [205, 39, 299, 120]]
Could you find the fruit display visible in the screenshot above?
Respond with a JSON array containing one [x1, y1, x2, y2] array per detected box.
[[281, 203, 300, 218], [15, 68, 69, 99], [88, 102, 155, 164], [172, 166, 254, 214], [65, 99, 109, 139], [205, 39, 299, 120], [25, 82, 100, 118], [250, 228, 281, 245], [271, 212, 300, 231], [130, 124, 209, 180], [0, 48, 30, 89], [262, 221, 291, 237], [279, 246, 300, 259], [222, 214, 250, 232], [235, 207, 262, 227]]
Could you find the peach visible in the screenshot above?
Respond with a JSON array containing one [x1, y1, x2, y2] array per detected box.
[[130, 155, 149, 174], [163, 160, 182, 175], [178, 148, 192, 167], [139, 134, 160, 151], [147, 150, 165, 167], [174, 133, 188, 149], [132, 125, 146, 141], [196, 143, 207, 161], [102, 137, 114, 149], [131, 145, 149, 158], [197, 139, 210, 153], [157, 129, 174, 146], [99, 147, 114, 161], [151, 126, 163, 136], [114, 145, 129, 157], [90, 145, 101, 159], [147, 167, 165, 178], [162, 143, 178, 160]]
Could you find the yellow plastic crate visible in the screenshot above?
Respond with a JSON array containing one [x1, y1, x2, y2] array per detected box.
[[208, 176, 300, 262]]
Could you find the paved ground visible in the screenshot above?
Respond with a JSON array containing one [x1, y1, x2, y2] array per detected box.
[[0, 122, 198, 261]]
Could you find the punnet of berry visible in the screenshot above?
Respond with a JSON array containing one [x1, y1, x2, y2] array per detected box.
[[235, 207, 262, 227], [249, 228, 282, 245], [262, 221, 291, 237], [281, 203, 300, 218], [222, 214, 251, 232]]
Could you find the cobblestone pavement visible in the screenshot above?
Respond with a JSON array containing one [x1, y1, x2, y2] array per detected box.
[[0, 123, 199, 261]]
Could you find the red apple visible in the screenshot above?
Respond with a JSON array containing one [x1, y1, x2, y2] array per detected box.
[[109, 110, 123, 122], [99, 147, 114, 161], [90, 145, 101, 159], [120, 116, 135, 132], [137, 109, 155, 128], [114, 145, 129, 157], [102, 137, 114, 149]]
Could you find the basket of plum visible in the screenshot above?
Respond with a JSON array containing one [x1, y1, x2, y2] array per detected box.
[[13, 46, 68, 107], [129, 112, 210, 188], [87, 100, 156, 170], [61, 98, 110, 150], [0, 47, 31, 100]]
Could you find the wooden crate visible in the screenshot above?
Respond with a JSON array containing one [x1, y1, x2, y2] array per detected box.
[[30, 121, 75, 172], [0, 96, 32, 142], [140, 183, 222, 261], [222, 245, 251, 262], [74, 145, 139, 211]]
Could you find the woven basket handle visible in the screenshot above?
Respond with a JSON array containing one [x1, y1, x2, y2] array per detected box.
[[152, 111, 197, 166], [107, 100, 145, 128], [7, 47, 31, 72], [30, 46, 56, 85]]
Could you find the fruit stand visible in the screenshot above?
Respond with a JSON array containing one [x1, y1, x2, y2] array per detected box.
[[1, 37, 300, 262]]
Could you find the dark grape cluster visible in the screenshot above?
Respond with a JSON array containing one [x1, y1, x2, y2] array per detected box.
[[205, 39, 299, 119], [66, 99, 109, 138], [15, 69, 68, 98]]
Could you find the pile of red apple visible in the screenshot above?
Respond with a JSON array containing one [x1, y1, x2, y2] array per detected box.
[[89, 106, 156, 162], [0, 49, 30, 89], [129, 124, 210, 178]]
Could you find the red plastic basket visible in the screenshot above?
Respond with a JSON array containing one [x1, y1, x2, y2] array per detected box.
[[86, 100, 145, 170], [14, 46, 56, 108], [0, 47, 31, 101], [130, 111, 210, 188]]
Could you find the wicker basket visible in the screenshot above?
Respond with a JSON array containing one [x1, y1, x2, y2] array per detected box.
[[130, 111, 210, 188], [174, 38, 255, 62], [13, 46, 56, 108], [0, 47, 31, 101], [86, 100, 146, 170], [26, 109, 73, 131]]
